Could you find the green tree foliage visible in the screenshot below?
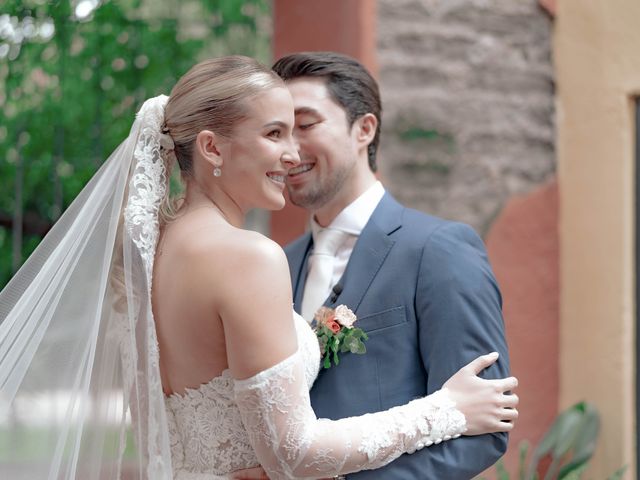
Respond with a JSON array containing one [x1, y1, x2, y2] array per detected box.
[[0, 0, 270, 288]]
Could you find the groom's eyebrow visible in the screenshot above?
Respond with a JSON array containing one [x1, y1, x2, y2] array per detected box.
[[294, 107, 320, 117]]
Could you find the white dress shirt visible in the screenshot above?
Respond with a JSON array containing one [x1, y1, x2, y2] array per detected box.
[[306, 181, 386, 293]]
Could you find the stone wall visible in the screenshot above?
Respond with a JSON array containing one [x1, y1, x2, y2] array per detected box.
[[377, 0, 554, 235]]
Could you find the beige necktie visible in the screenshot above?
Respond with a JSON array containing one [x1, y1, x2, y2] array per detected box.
[[301, 227, 347, 322]]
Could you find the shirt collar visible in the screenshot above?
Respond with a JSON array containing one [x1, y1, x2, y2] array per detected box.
[[311, 181, 385, 237]]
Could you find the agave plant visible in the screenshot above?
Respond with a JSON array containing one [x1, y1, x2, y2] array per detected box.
[[478, 401, 627, 480]]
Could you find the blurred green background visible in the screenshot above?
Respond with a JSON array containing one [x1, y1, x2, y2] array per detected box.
[[0, 0, 271, 288]]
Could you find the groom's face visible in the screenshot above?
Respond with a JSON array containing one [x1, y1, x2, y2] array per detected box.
[[284, 77, 360, 212]]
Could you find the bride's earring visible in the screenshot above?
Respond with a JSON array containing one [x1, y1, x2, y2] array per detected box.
[[213, 166, 222, 177]]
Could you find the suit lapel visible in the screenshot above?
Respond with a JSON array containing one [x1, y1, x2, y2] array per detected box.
[[329, 193, 404, 312], [287, 233, 313, 314]]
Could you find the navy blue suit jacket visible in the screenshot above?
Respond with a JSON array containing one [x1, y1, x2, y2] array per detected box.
[[285, 193, 510, 479]]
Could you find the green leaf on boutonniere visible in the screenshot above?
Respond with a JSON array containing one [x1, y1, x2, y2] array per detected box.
[[323, 354, 331, 369], [354, 340, 366, 354], [340, 335, 353, 353]]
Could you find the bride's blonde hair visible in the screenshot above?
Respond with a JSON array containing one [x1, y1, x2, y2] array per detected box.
[[160, 56, 283, 222]]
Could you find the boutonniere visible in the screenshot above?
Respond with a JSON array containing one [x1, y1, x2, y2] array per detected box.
[[314, 305, 368, 369]]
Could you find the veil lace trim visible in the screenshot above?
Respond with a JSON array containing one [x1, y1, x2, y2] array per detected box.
[[120, 95, 175, 478], [125, 95, 173, 278]]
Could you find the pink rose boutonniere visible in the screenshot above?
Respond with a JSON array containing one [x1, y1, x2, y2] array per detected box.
[[314, 305, 368, 369]]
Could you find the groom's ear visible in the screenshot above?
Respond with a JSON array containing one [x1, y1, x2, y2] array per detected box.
[[195, 130, 224, 168], [354, 113, 377, 148]]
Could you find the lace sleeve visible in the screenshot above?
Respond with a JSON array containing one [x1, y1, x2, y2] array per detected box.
[[234, 351, 467, 479]]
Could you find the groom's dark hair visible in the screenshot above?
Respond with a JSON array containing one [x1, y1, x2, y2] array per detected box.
[[272, 51, 382, 172]]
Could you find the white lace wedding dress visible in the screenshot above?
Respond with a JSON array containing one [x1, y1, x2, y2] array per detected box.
[[163, 312, 467, 480], [165, 313, 321, 479]]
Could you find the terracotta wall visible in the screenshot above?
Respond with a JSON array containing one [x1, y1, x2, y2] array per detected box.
[[486, 181, 559, 477]]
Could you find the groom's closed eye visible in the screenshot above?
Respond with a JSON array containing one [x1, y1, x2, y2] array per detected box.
[[295, 114, 320, 130], [294, 107, 323, 130]]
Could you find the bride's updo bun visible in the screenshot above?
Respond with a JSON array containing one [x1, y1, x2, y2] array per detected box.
[[163, 56, 283, 177]]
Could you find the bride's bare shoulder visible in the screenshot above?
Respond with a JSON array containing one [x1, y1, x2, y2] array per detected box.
[[187, 227, 291, 309], [180, 223, 288, 276]]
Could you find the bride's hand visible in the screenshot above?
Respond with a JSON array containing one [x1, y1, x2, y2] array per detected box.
[[229, 466, 270, 479], [442, 352, 519, 436]]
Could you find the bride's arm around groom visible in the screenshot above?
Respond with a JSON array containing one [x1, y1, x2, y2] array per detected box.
[[222, 234, 515, 480]]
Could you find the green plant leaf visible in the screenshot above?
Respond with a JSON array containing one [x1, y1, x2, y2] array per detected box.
[[551, 409, 585, 459], [571, 403, 599, 458], [518, 440, 529, 480], [495, 459, 510, 480], [528, 402, 586, 478], [558, 404, 600, 477], [544, 457, 562, 480], [558, 461, 588, 480], [607, 466, 628, 480], [527, 402, 597, 478]]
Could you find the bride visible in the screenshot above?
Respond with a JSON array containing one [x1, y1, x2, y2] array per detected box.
[[0, 56, 518, 479]]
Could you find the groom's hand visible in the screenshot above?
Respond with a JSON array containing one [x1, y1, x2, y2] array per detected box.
[[230, 466, 270, 479]]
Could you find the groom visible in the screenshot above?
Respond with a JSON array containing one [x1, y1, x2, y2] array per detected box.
[[273, 52, 510, 479]]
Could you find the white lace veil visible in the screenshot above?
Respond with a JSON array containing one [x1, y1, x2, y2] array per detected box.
[[0, 96, 174, 479]]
